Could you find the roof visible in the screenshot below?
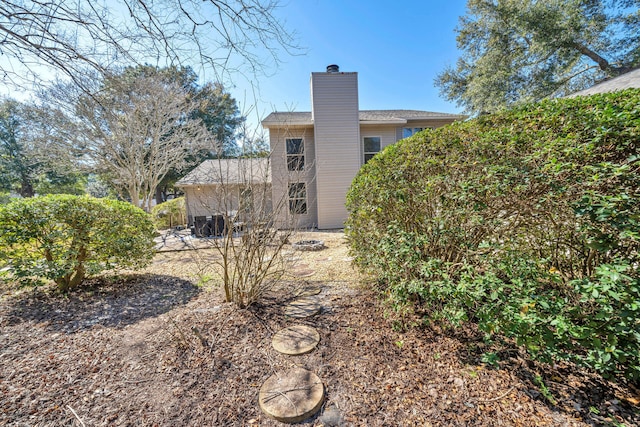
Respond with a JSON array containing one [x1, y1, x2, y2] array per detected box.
[[262, 111, 313, 126], [567, 68, 640, 97], [175, 158, 271, 187], [261, 109, 467, 127], [359, 110, 467, 121]]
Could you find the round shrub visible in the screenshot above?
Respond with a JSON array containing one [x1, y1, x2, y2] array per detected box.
[[151, 196, 186, 230], [0, 195, 155, 291], [346, 90, 640, 380]]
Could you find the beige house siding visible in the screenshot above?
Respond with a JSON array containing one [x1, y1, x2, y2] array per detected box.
[[176, 158, 273, 230], [183, 185, 238, 219], [311, 72, 361, 229], [183, 184, 272, 223], [360, 125, 398, 165], [267, 125, 318, 229]]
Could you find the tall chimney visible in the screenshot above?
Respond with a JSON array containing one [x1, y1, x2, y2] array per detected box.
[[310, 65, 359, 229]]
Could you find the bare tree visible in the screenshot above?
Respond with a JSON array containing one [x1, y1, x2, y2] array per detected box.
[[182, 154, 286, 307], [180, 120, 313, 308], [0, 0, 298, 92], [76, 71, 210, 211]]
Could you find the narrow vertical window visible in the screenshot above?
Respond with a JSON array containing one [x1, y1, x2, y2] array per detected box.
[[288, 182, 307, 214], [240, 187, 252, 215], [363, 136, 381, 164], [286, 138, 304, 171]]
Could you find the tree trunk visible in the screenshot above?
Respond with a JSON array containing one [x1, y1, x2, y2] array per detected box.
[[129, 188, 140, 210], [55, 246, 87, 292], [573, 43, 633, 76], [19, 175, 34, 197], [142, 195, 153, 213], [155, 185, 165, 206]]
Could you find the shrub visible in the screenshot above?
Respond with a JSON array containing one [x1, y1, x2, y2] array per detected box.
[[0, 195, 155, 291], [151, 197, 186, 229], [0, 192, 14, 205], [346, 90, 640, 380]]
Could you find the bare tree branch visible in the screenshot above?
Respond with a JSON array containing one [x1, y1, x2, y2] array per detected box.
[[0, 0, 299, 93], [75, 71, 211, 211]]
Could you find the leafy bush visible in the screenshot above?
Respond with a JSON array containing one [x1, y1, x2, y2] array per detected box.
[[151, 197, 186, 229], [0, 195, 155, 291], [0, 192, 14, 205], [346, 90, 640, 381]]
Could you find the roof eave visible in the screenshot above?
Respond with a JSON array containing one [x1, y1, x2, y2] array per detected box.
[[175, 181, 217, 187], [176, 180, 271, 186], [359, 119, 407, 125], [403, 115, 468, 121], [261, 121, 314, 128]]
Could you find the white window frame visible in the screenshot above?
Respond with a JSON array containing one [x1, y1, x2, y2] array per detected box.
[[288, 182, 307, 215], [286, 138, 305, 171], [363, 136, 381, 164]]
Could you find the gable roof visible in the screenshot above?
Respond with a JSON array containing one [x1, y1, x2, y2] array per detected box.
[[261, 109, 466, 127], [567, 68, 640, 97], [175, 158, 271, 187]]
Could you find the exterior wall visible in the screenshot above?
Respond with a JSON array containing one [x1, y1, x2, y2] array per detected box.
[[268, 125, 318, 229], [311, 71, 360, 229], [184, 183, 272, 223], [360, 124, 398, 164], [184, 185, 239, 219]]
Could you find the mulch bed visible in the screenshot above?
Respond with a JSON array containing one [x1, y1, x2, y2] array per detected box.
[[1, 234, 639, 426]]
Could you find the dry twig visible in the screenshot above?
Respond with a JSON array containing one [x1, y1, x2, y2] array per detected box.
[[476, 386, 517, 403], [66, 405, 86, 427]]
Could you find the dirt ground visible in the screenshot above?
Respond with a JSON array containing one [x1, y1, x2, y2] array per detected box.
[[1, 231, 639, 426]]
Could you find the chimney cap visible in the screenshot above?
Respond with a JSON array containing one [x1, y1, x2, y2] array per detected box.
[[326, 64, 339, 73]]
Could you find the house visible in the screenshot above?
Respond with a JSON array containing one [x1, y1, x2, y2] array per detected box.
[[261, 64, 466, 229], [176, 157, 272, 235], [566, 67, 640, 97]]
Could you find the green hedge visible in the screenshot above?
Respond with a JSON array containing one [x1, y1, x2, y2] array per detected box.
[[346, 90, 640, 381], [0, 195, 155, 291], [151, 197, 186, 230]]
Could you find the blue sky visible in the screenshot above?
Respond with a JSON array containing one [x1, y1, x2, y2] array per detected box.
[[0, 0, 469, 136], [231, 0, 469, 136]]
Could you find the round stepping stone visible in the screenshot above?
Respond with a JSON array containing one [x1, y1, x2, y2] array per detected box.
[[259, 368, 324, 423], [292, 269, 315, 278], [285, 296, 321, 318], [292, 240, 326, 251], [295, 286, 322, 297], [272, 325, 320, 355]]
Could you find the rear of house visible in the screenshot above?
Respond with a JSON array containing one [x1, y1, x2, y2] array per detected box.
[[262, 65, 466, 229]]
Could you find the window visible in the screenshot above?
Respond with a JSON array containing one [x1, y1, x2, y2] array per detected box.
[[402, 127, 433, 138], [240, 187, 252, 216], [363, 136, 381, 164], [286, 138, 304, 171], [288, 183, 307, 214]]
